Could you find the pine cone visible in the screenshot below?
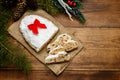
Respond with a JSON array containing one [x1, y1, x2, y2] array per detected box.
[[13, 1, 26, 21]]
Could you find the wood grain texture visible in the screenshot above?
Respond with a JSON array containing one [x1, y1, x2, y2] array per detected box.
[[4, 28, 120, 71], [1, 70, 120, 80], [0, 0, 120, 79], [1, 28, 120, 79]]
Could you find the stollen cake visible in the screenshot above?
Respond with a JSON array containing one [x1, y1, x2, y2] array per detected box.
[[20, 15, 58, 52]]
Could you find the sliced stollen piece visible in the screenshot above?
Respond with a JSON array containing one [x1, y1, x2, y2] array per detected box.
[[56, 33, 72, 45], [47, 33, 78, 52], [47, 41, 59, 53], [49, 45, 65, 55], [64, 40, 78, 52], [20, 15, 58, 52], [45, 51, 70, 64], [47, 33, 72, 52]]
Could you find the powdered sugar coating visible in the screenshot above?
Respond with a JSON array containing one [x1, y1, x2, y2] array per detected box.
[[20, 15, 58, 52]]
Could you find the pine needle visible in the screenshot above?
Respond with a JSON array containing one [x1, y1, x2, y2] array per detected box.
[[0, 3, 32, 73], [37, 0, 60, 14]]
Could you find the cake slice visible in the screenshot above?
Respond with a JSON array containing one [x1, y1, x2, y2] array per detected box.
[[45, 51, 70, 64], [49, 45, 65, 55], [20, 15, 58, 52], [64, 40, 78, 52]]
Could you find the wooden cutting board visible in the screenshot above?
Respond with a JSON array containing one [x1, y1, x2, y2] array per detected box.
[[8, 9, 83, 75]]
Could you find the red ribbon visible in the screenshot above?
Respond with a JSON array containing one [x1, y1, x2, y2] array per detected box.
[[28, 19, 47, 35]]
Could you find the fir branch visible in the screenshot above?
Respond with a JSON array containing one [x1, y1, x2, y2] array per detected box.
[[0, 42, 12, 53], [0, 44, 10, 66], [37, 0, 60, 14], [0, 41, 32, 73], [0, 4, 32, 73]]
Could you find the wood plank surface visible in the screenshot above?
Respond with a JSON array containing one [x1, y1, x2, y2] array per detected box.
[[0, 0, 120, 79], [3, 28, 120, 70], [1, 70, 120, 80], [1, 71, 120, 80], [1, 28, 120, 80]]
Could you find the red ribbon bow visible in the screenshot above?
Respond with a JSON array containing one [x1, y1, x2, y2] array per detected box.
[[28, 19, 47, 35]]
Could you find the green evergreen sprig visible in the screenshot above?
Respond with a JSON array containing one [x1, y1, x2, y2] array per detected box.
[[0, 3, 32, 73], [37, 0, 60, 14]]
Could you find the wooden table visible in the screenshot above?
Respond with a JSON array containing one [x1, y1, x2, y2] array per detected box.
[[0, 0, 120, 80]]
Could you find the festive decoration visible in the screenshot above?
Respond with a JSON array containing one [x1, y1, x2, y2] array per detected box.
[[58, 0, 73, 21], [67, 0, 77, 7], [1, 0, 85, 22], [13, 0, 37, 21], [13, 1, 27, 21], [0, 3, 31, 73], [52, 0, 86, 23], [28, 19, 47, 34]]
